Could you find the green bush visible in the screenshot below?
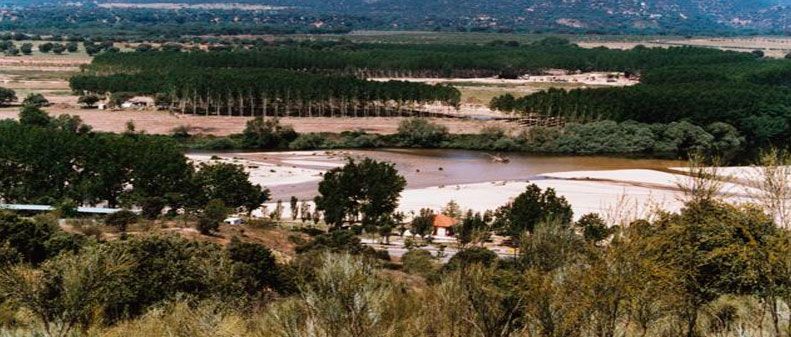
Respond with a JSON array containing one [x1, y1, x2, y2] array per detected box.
[[105, 210, 139, 232], [397, 118, 448, 147]]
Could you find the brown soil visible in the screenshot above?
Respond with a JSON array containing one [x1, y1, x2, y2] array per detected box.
[[0, 107, 518, 135]]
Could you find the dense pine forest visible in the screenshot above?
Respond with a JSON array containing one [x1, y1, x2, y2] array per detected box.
[[489, 47, 791, 153], [71, 39, 774, 119], [71, 69, 461, 117], [82, 40, 757, 78]]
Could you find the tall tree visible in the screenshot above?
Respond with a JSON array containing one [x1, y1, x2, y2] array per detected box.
[[493, 184, 573, 242], [315, 158, 406, 228], [193, 162, 269, 212]]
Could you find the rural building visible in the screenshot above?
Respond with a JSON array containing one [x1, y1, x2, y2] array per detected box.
[[432, 214, 458, 238]]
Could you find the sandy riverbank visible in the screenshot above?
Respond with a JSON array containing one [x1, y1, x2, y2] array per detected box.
[[187, 154, 327, 187]]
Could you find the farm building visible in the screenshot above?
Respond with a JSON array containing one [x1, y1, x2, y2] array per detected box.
[[432, 214, 458, 238]]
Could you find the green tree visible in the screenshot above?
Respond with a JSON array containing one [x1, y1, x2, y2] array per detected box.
[[290, 196, 299, 220], [65, 42, 78, 53], [22, 93, 49, 107], [494, 184, 573, 242], [242, 117, 298, 149], [77, 94, 100, 108], [193, 162, 269, 212], [227, 237, 281, 296], [38, 42, 53, 53], [314, 158, 406, 228], [456, 211, 488, 246], [0, 87, 16, 106], [18, 105, 52, 127], [5, 46, 19, 56], [648, 200, 784, 337], [52, 43, 65, 54], [104, 210, 138, 232], [397, 118, 449, 147], [410, 208, 435, 238], [0, 212, 83, 265], [575, 213, 610, 243], [20, 42, 33, 55], [197, 199, 228, 235]]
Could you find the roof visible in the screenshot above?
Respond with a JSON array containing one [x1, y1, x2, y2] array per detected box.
[[433, 214, 458, 228], [0, 204, 136, 215]]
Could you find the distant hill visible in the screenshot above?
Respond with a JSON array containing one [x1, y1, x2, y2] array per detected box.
[[92, 0, 789, 34], [1, 0, 788, 35]]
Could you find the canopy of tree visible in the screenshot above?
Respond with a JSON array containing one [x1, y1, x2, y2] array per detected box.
[[315, 158, 406, 228]]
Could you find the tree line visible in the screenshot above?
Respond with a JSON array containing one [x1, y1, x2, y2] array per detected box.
[[70, 68, 461, 117], [84, 41, 757, 78], [0, 106, 268, 218], [490, 58, 791, 155], [187, 118, 745, 160]]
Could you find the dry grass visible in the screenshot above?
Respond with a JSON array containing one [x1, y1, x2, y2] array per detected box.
[[578, 36, 791, 58]]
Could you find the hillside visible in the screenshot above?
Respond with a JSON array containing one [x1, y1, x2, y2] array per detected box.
[[97, 0, 790, 34], [1, 0, 788, 35]]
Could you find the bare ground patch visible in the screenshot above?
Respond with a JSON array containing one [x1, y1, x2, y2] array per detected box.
[[0, 108, 518, 135]]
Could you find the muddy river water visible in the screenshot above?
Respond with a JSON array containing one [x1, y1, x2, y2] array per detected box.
[[213, 149, 685, 200]]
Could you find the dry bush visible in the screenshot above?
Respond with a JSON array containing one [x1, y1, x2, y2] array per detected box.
[[750, 148, 791, 229], [101, 301, 247, 337], [676, 154, 726, 203]]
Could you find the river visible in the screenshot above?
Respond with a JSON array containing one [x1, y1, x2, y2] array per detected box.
[[202, 149, 685, 201]]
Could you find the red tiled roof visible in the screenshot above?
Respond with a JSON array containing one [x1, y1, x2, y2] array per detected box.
[[433, 214, 458, 228]]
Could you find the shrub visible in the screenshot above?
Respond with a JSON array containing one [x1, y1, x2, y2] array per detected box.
[[242, 117, 297, 149], [402, 249, 437, 276], [22, 93, 49, 107], [289, 133, 327, 150], [0, 87, 17, 106], [197, 199, 228, 235], [105, 210, 139, 232], [445, 247, 498, 271], [397, 118, 448, 147], [77, 94, 100, 108]]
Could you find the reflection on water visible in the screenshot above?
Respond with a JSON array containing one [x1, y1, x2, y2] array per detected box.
[[228, 148, 685, 200]]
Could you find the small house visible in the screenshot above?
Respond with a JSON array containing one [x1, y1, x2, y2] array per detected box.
[[432, 214, 458, 238]]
